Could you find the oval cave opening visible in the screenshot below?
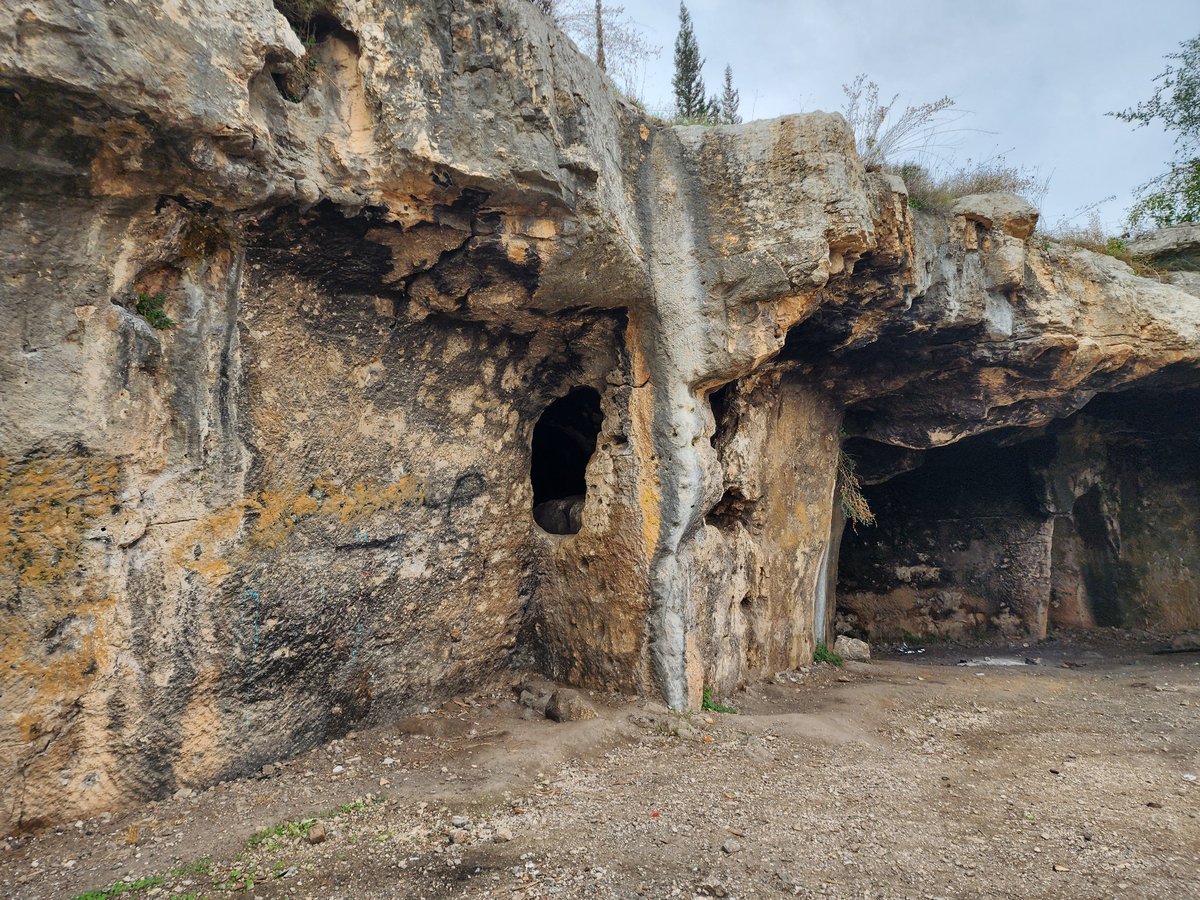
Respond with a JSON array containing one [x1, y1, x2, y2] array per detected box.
[[531, 387, 603, 535]]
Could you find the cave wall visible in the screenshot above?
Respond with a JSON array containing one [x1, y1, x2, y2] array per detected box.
[[0, 187, 637, 832], [1, 0, 873, 832], [1039, 390, 1200, 633]]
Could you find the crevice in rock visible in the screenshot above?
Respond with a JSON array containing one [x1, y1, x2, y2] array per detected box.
[[708, 381, 734, 448], [1071, 487, 1123, 627], [705, 487, 752, 532], [267, 4, 361, 106]]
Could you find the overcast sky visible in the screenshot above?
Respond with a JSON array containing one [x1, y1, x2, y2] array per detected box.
[[611, 0, 1198, 229]]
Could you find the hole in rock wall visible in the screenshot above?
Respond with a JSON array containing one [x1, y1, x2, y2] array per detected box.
[[705, 382, 754, 531], [269, 5, 360, 104], [531, 387, 603, 535], [708, 382, 734, 448]]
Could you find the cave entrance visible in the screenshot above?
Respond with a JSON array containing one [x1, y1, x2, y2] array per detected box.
[[531, 387, 603, 535], [834, 437, 1046, 642]]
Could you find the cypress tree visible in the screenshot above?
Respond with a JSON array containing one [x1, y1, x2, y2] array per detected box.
[[719, 64, 741, 125], [594, 0, 606, 71], [672, 2, 707, 120]]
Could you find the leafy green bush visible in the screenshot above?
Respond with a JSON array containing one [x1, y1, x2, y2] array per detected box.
[[1112, 34, 1200, 229], [134, 291, 174, 329], [1127, 159, 1200, 230], [701, 686, 736, 714], [816, 643, 844, 672], [813, 642, 844, 667]]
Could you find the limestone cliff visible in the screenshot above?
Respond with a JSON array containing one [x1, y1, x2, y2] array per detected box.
[[2, 0, 1198, 834]]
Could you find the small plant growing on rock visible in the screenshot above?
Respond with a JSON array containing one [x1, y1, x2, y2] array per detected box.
[[134, 291, 174, 329], [245, 816, 317, 851], [74, 874, 163, 900], [1040, 209, 1164, 279], [813, 642, 844, 667], [273, 0, 325, 24], [701, 686, 736, 714]]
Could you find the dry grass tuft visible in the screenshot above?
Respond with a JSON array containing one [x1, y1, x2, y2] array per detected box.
[[894, 158, 1048, 212], [1038, 211, 1164, 279]]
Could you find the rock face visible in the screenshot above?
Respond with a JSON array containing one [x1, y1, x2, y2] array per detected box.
[[1, 0, 1198, 834]]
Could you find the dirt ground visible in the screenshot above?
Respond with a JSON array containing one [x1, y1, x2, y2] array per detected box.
[[4, 632, 1198, 900]]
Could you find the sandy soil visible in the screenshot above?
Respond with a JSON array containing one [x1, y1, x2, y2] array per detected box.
[[4, 633, 1198, 899]]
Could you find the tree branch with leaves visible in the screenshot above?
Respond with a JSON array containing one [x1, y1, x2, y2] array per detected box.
[[1112, 33, 1200, 230]]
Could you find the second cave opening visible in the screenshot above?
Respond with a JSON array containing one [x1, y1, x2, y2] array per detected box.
[[530, 386, 603, 535]]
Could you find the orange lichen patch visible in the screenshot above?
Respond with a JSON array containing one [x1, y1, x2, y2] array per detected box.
[[249, 488, 302, 547], [16, 712, 43, 743], [684, 633, 705, 710], [718, 232, 742, 252], [1, 593, 117, 741], [178, 475, 432, 568], [316, 474, 426, 525], [623, 324, 661, 554], [0, 454, 121, 594], [500, 235, 531, 266]]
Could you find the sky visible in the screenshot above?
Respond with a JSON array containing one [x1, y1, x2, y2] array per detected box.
[[607, 0, 1198, 230]]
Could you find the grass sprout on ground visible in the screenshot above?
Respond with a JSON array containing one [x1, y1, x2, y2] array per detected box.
[[701, 686, 737, 714], [245, 817, 318, 851], [813, 641, 844, 667]]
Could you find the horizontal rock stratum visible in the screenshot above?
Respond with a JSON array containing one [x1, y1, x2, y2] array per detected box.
[[2, 0, 1198, 834]]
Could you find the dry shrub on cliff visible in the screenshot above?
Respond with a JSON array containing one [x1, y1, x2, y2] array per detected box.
[[838, 450, 875, 529], [842, 76, 1048, 212], [842, 75, 959, 170], [895, 156, 1049, 212], [1040, 210, 1163, 278]]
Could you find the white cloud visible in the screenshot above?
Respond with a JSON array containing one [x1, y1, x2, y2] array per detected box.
[[616, 0, 1198, 229]]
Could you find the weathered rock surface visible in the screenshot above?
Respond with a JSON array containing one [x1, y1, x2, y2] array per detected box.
[[1127, 223, 1200, 268], [544, 689, 598, 722], [2, 0, 1198, 835]]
